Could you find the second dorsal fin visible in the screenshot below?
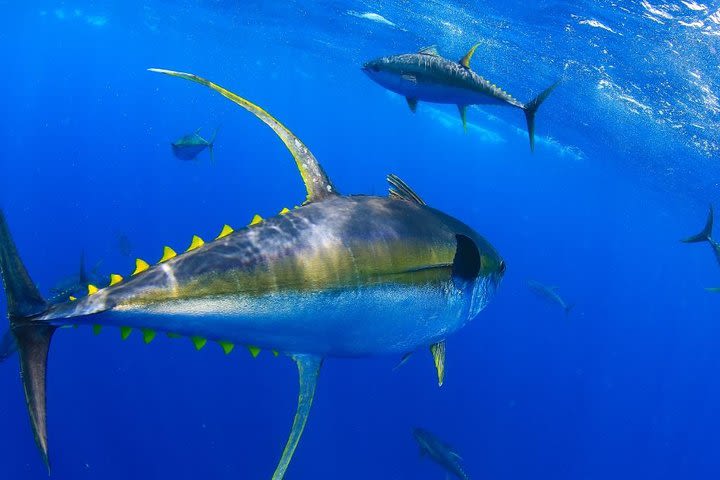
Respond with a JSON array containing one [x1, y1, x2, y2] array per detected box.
[[458, 43, 480, 69], [387, 174, 426, 205], [149, 68, 338, 204]]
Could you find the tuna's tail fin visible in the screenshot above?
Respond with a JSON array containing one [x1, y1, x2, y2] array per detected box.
[[523, 80, 561, 152], [565, 303, 574, 317], [0, 209, 54, 471], [682, 205, 714, 243]]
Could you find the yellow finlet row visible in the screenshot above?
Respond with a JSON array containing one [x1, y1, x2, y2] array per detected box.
[[75, 205, 300, 303], [81, 324, 284, 359]]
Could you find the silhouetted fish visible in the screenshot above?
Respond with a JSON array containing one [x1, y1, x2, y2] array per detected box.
[[413, 428, 469, 480], [527, 279, 573, 315], [171, 128, 217, 162]]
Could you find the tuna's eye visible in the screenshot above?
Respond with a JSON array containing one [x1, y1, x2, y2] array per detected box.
[[498, 260, 506, 274], [371, 65, 380, 72]]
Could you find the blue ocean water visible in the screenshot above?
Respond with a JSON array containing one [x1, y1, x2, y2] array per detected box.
[[1, 1, 719, 478]]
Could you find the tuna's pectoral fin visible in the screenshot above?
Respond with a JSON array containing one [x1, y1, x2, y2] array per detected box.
[[430, 341, 446, 387], [393, 352, 413, 371], [272, 354, 323, 480], [406, 97, 418, 113], [457, 105, 467, 132]]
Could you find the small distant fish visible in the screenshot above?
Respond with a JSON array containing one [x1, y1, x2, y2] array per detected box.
[[171, 128, 217, 162], [363, 45, 560, 151], [116, 232, 133, 257], [413, 428, 469, 480], [682, 204, 720, 291], [348, 11, 398, 28], [527, 279, 573, 315]]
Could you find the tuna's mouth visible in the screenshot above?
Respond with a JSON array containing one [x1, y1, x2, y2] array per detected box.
[[362, 64, 380, 73]]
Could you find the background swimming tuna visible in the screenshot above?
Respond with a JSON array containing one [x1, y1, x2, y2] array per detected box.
[[2, 1, 720, 479]]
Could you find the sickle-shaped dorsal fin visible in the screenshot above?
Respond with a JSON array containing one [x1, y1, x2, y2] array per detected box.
[[149, 68, 338, 204], [458, 43, 480, 69]]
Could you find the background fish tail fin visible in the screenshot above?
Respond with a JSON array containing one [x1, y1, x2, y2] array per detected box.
[[0, 209, 54, 471], [523, 80, 561, 152], [682, 205, 713, 243], [272, 354, 322, 480], [208, 127, 219, 164], [209, 126, 219, 145]]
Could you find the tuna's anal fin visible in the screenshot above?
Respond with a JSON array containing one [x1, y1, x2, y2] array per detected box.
[[457, 105, 467, 132], [272, 354, 323, 480], [406, 97, 418, 113], [149, 68, 338, 204], [430, 341, 446, 386], [458, 43, 480, 69]]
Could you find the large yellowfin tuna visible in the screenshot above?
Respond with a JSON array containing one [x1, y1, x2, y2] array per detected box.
[[0, 69, 505, 478], [363, 44, 559, 151]]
